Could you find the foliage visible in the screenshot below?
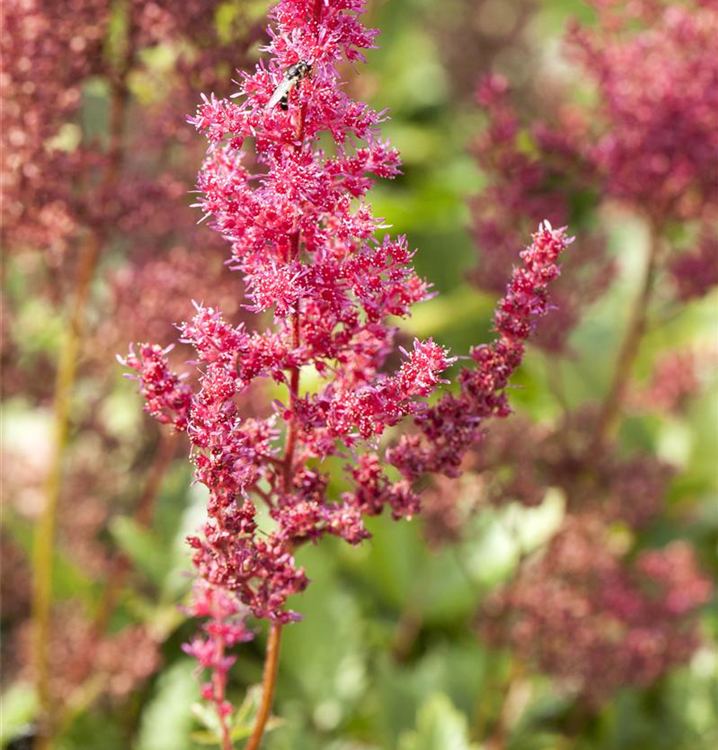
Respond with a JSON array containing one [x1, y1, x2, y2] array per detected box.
[[1, 1, 716, 749]]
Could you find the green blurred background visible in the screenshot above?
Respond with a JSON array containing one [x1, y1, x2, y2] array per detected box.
[[2, 1, 717, 749]]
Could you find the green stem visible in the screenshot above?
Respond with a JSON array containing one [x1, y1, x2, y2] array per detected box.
[[31, 31, 133, 747], [32, 230, 101, 746], [595, 221, 662, 443], [62, 431, 178, 705]]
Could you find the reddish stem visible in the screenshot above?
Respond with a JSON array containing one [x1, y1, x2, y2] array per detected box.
[[244, 621, 284, 750], [244, 6, 322, 746], [246, 234, 302, 750]]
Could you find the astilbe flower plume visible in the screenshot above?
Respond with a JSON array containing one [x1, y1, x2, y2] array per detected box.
[[0, 0, 108, 256], [631, 346, 718, 415], [481, 515, 712, 705], [125, 0, 455, 624], [125, 0, 570, 737], [0, 0, 266, 732], [469, 74, 614, 353], [471, 0, 718, 357], [450, 1, 718, 710], [566, 0, 718, 221], [0, 0, 264, 260]]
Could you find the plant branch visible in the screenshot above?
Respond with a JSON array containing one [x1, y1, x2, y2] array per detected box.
[[244, 621, 284, 750], [595, 221, 662, 443], [242, 4, 324, 744], [72, 430, 179, 688], [214, 635, 234, 750], [31, 24, 135, 748]]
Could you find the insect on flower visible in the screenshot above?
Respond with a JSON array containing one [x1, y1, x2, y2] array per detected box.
[[267, 60, 312, 110]]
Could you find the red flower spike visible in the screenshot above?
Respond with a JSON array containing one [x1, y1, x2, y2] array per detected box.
[[124, 0, 570, 723]]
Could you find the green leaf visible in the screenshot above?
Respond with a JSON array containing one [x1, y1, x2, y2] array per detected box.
[[190, 686, 284, 747], [0, 682, 38, 746], [135, 660, 198, 750], [109, 516, 170, 587], [398, 694, 478, 750], [282, 544, 367, 724], [2, 510, 98, 605]]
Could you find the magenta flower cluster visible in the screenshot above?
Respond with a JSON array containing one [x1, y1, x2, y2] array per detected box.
[[566, 0, 718, 221], [388, 222, 572, 478], [481, 516, 712, 704], [469, 74, 614, 353], [182, 582, 254, 726], [124, 0, 570, 711]]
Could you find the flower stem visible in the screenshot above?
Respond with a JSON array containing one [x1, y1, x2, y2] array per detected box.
[[213, 636, 234, 750], [244, 5, 323, 745], [595, 221, 662, 443], [244, 622, 284, 750], [32, 230, 102, 746], [31, 32, 134, 747], [71, 431, 178, 689]]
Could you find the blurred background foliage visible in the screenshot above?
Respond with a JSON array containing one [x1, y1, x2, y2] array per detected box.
[[1, 0, 717, 749]]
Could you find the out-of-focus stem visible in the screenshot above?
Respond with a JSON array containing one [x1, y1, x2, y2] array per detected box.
[[32, 229, 101, 742], [482, 659, 525, 750], [31, 32, 134, 748], [94, 431, 179, 622], [595, 221, 662, 443], [68, 430, 178, 694]]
